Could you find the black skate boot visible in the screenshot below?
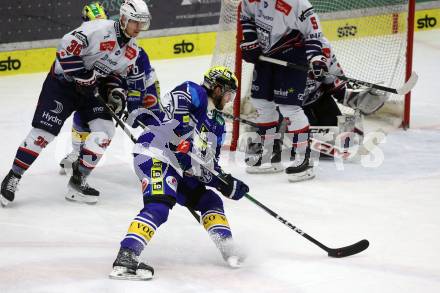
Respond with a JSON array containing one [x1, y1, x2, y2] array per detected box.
[[59, 151, 79, 175], [109, 248, 154, 280], [0, 170, 21, 207], [66, 160, 100, 204], [245, 139, 283, 174], [286, 147, 315, 183]]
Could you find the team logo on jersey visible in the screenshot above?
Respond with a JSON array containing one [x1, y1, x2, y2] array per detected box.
[[100, 40, 116, 51], [142, 94, 158, 109], [141, 178, 149, 193], [125, 46, 137, 60], [165, 176, 177, 192], [50, 100, 63, 114], [275, 0, 292, 16]]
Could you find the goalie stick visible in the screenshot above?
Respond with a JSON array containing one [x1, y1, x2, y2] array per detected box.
[[183, 144, 369, 258], [259, 56, 418, 95]]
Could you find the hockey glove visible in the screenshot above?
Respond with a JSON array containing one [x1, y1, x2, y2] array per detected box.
[[240, 39, 262, 64], [216, 173, 249, 200], [309, 55, 328, 82], [107, 88, 126, 116], [73, 70, 97, 97]]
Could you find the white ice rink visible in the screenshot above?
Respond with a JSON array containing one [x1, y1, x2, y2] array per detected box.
[[1, 30, 439, 293]]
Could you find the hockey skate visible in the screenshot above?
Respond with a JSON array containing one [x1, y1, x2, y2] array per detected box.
[[109, 248, 154, 281], [245, 140, 283, 174], [66, 160, 100, 204], [0, 170, 21, 207], [216, 237, 246, 268], [285, 151, 315, 183], [59, 151, 79, 175]]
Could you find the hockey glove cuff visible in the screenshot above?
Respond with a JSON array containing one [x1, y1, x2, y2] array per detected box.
[[216, 173, 249, 200], [240, 39, 262, 64]]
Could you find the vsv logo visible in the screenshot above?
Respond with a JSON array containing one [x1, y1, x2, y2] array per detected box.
[[0, 57, 21, 71], [417, 15, 437, 29], [173, 40, 194, 54]]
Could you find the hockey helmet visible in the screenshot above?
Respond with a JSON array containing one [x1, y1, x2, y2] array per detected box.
[[120, 0, 151, 31], [82, 2, 108, 21], [203, 66, 238, 93]]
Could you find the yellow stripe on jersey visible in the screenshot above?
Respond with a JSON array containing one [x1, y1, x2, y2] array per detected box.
[[127, 220, 156, 242], [202, 212, 230, 232]]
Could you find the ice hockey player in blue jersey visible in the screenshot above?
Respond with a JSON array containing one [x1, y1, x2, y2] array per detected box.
[[109, 66, 249, 281], [0, 0, 151, 207]]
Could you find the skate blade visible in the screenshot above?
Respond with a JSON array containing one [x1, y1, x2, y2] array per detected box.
[[109, 267, 153, 281], [245, 163, 284, 174], [65, 189, 98, 205], [0, 194, 11, 207], [287, 170, 315, 183]]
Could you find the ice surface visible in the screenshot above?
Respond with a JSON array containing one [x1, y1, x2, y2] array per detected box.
[[0, 30, 439, 293]]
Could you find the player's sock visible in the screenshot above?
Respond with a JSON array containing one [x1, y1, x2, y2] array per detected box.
[[201, 209, 245, 267], [1, 128, 54, 205]]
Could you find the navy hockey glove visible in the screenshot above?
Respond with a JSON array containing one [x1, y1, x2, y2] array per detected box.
[[310, 55, 329, 81], [240, 39, 262, 64], [216, 173, 249, 200], [73, 70, 97, 97], [107, 88, 126, 116]]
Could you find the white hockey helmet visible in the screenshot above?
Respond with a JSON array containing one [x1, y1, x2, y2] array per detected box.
[[120, 0, 151, 31]]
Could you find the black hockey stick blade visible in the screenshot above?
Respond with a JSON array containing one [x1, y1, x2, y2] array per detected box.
[[327, 239, 369, 258]]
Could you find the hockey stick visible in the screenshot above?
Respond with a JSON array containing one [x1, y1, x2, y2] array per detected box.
[[221, 111, 356, 159], [135, 113, 368, 257], [259, 55, 418, 95], [184, 148, 369, 258], [94, 92, 202, 223]]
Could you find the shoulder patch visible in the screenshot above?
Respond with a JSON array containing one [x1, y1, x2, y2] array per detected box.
[[275, 0, 292, 16], [125, 46, 137, 60]]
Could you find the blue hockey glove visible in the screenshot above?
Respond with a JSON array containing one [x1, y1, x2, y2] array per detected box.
[[240, 39, 262, 64], [216, 173, 249, 200], [310, 55, 328, 81]]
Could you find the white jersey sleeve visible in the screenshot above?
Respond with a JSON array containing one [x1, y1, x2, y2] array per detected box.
[[54, 19, 139, 82], [241, 0, 327, 60]]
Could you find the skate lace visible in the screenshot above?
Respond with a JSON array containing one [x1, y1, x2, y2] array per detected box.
[[6, 176, 20, 192]]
